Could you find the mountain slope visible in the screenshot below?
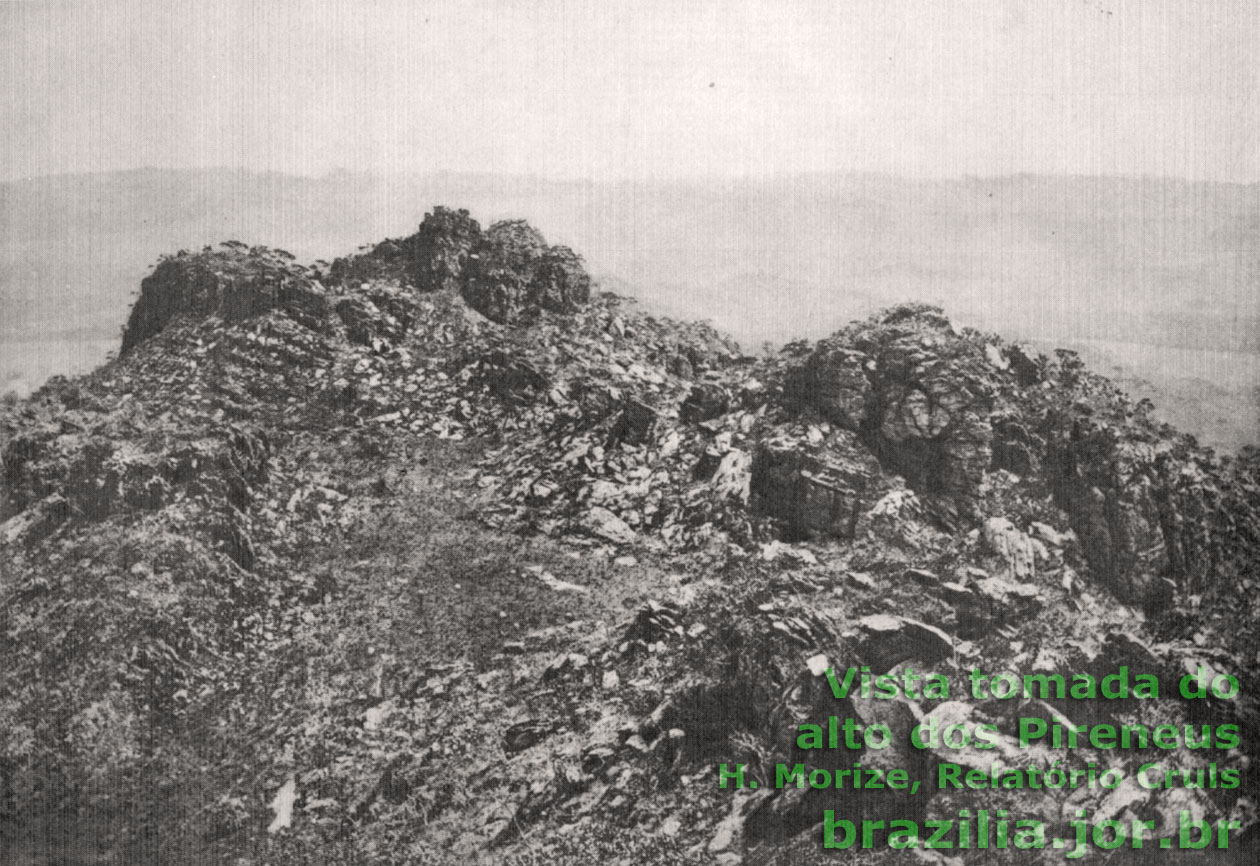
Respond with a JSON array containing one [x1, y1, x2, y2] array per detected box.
[[2, 207, 1259, 865]]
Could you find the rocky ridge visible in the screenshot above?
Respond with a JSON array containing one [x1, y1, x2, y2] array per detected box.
[[2, 206, 1259, 865]]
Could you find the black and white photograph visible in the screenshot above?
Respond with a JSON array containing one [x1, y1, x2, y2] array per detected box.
[[1, 1, 1258, 864]]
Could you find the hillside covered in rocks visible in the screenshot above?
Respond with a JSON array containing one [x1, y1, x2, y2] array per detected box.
[[3, 206, 1260, 865]]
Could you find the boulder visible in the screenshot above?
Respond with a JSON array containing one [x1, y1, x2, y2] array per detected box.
[[710, 449, 752, 504], [782, 308, 997, 517], [856, 615, 953, 672], [862, 312, 996, 514], [584, 507, 635, 545], [680, 382, 731, 423], [982, 516, 1041, 580], [608, 399, 658, 447], [971, 576, 1044, 626]]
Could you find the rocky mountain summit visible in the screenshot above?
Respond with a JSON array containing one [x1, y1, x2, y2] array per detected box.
[[2, 207, 1259, 865]]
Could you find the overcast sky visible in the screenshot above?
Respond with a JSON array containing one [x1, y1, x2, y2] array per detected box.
[[3, 0, 1256, 183]]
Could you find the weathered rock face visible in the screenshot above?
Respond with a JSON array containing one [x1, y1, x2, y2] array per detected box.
[[408, 206, 483, 293], [1030, 392, 1260, 608], [991, 411, 1039, 476], [461, 220, 547, 322], [1042, 417, 1180, 602], [765, 306, 1249, 604], [121, 246, 329, 355], [751, 430, 883, 541], [709, 448, 752, 504], [531, 246, 592, 312], [783, 342, 869, 430], [982, 516, 1043, 581]]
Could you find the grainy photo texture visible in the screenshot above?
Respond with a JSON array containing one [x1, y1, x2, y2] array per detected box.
[[1, 2, 1258, 864]]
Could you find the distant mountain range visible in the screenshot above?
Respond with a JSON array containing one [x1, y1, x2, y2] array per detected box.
[[1, 168, 1256, 448]]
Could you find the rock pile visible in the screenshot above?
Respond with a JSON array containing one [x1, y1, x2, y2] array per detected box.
[[328, 207, 593, 324]]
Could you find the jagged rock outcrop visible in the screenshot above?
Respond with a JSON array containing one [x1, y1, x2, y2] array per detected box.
[[121, 245, 329, 355], [92, 222, 1260, 615], [334, 285, 421, 347], [461, 220, 548, 322], [779, 307, 995, 520], [981, 515, 1043, 580], [764, 304, 1260, 610], [462, 220, 592, 322], [858, 321, 994, 515], [408, 205, 483, 292], [750, 429, 883, 541], [331, 208, 594, 324], [2, 417, 269, 525], [990, 409, 1040, 475], [532, 246, 593, 312]]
